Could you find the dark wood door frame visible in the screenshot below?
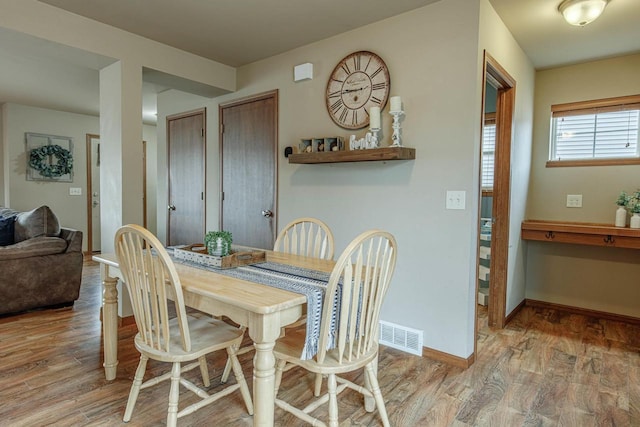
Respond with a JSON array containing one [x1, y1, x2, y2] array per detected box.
[[218, 90, 279, 244], [476, 52, 516, 337], [85, 133, 100, 256]]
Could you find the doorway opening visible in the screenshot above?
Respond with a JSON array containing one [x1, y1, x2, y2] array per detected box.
[[85, 134, 149, 255], [475, 52, 516, 352]]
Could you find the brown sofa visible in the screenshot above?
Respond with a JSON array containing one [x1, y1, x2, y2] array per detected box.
[[0, 205, 83, 316]]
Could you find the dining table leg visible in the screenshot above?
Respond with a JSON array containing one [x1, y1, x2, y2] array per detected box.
[[248, 312, 281, 427], [102, 269, 119, 381]]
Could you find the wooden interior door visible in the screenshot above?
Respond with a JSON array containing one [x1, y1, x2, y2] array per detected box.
[[220, 90, 277, 249], [167, 109, 206, 246]]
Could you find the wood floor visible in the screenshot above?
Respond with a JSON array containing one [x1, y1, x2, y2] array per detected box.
[[1, 260, 639, 426]]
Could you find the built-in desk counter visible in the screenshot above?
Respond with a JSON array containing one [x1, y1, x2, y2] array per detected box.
[[521, 220, 640, 250]]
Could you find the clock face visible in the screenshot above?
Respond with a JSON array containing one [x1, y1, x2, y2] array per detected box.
[[325, 51, 390, 130]]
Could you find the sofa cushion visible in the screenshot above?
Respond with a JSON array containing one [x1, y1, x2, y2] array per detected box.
[[0, 207, 19, 219], [14, 205, 60, 243], [0, 216, 15, 246], [0, 236, 68, 260]]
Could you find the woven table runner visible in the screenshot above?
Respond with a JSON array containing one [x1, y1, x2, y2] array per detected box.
[[168, 249, 334, 360]]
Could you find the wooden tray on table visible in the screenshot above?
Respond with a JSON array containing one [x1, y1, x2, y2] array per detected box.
[[173, 244, 266, 269]]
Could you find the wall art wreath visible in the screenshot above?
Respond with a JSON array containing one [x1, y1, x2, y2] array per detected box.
[[25, 132, 74, 182]]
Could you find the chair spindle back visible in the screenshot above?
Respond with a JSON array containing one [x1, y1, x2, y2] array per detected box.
[[115, 224, 191, 353], [316, 229, 397, 364], [274, 217, 335, 260]]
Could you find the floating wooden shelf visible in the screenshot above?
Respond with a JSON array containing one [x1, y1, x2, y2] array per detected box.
[[521, 220, 640, 249], [288, 146, 416, 164]]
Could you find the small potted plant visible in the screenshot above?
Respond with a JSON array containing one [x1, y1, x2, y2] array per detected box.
[[628, 191, 640, 229], [616, 191, 629, 207], [204, 231, 232, 257], [615, 191, 629, 227]]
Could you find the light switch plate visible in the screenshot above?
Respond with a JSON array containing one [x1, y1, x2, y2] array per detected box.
[[566, 194, 582, 208], [446, 190, 466, 210], [69, 187, 82, 196]]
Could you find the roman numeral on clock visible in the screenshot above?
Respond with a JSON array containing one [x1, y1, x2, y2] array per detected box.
[[372, 82, 386, 91], [339, 107, 349, 123]]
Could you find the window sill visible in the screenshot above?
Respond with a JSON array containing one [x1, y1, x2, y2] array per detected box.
[[546, 158, 640, 168]]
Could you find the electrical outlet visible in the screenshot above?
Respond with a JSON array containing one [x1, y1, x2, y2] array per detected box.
[[446, 190, 466, 210], [566, 194, 582, 208], [69, 187, 82, 196]]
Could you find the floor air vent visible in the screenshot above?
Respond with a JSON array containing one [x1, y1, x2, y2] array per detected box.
[[379, 321, 423, 356]]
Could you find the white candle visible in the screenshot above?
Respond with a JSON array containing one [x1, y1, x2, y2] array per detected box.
[[390, 96, 402, 113], [369, 106, 381, 129]]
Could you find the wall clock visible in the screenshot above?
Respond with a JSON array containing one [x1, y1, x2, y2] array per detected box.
[[325, 51, 390, 130]]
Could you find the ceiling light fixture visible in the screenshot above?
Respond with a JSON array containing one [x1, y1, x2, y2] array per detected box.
[[558, 0, 609, 26]]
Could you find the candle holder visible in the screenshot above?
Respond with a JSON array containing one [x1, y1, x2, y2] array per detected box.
[[390, 110, 404, 147], [369, 127, 380, 149]]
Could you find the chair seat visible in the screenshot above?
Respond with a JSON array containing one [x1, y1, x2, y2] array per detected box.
[[274, 329, 378, 375], [135, 315, 244, 363]]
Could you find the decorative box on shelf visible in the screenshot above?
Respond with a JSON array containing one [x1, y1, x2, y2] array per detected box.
[[299, 136, 344, 154], [174, 244, 266, 269]]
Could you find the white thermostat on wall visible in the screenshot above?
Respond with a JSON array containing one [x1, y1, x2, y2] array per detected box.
[[294, 63, 313, 82]]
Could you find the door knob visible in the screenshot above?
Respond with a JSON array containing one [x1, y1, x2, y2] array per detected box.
[[168, 204, 176, 211], [261, 209, 273, 218]]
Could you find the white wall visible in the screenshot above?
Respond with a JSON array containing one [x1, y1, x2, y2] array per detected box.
[[3, 103, 97, 237], [1, 102, 157, 251]]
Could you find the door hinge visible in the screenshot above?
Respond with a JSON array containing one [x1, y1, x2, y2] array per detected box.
[[220, 123, 224, 134], [201, 128, 204, 137], [201, 192, 204, 200], [221, 191, 224, 201]]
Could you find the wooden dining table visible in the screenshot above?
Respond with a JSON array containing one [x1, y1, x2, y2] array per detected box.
[[93, 250, 335, 427]]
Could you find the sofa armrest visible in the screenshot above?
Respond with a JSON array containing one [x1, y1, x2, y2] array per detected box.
[[0, 236, 67, 260], [59, 227, 83, 253]]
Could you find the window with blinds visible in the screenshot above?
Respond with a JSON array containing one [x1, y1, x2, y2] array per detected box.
[[482, 123, 496, 189], [549, 95, 640, 165]]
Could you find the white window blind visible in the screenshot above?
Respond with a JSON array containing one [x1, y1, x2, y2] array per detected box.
[[482, 123, 496, 189], [550, 97, 640, 162]]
